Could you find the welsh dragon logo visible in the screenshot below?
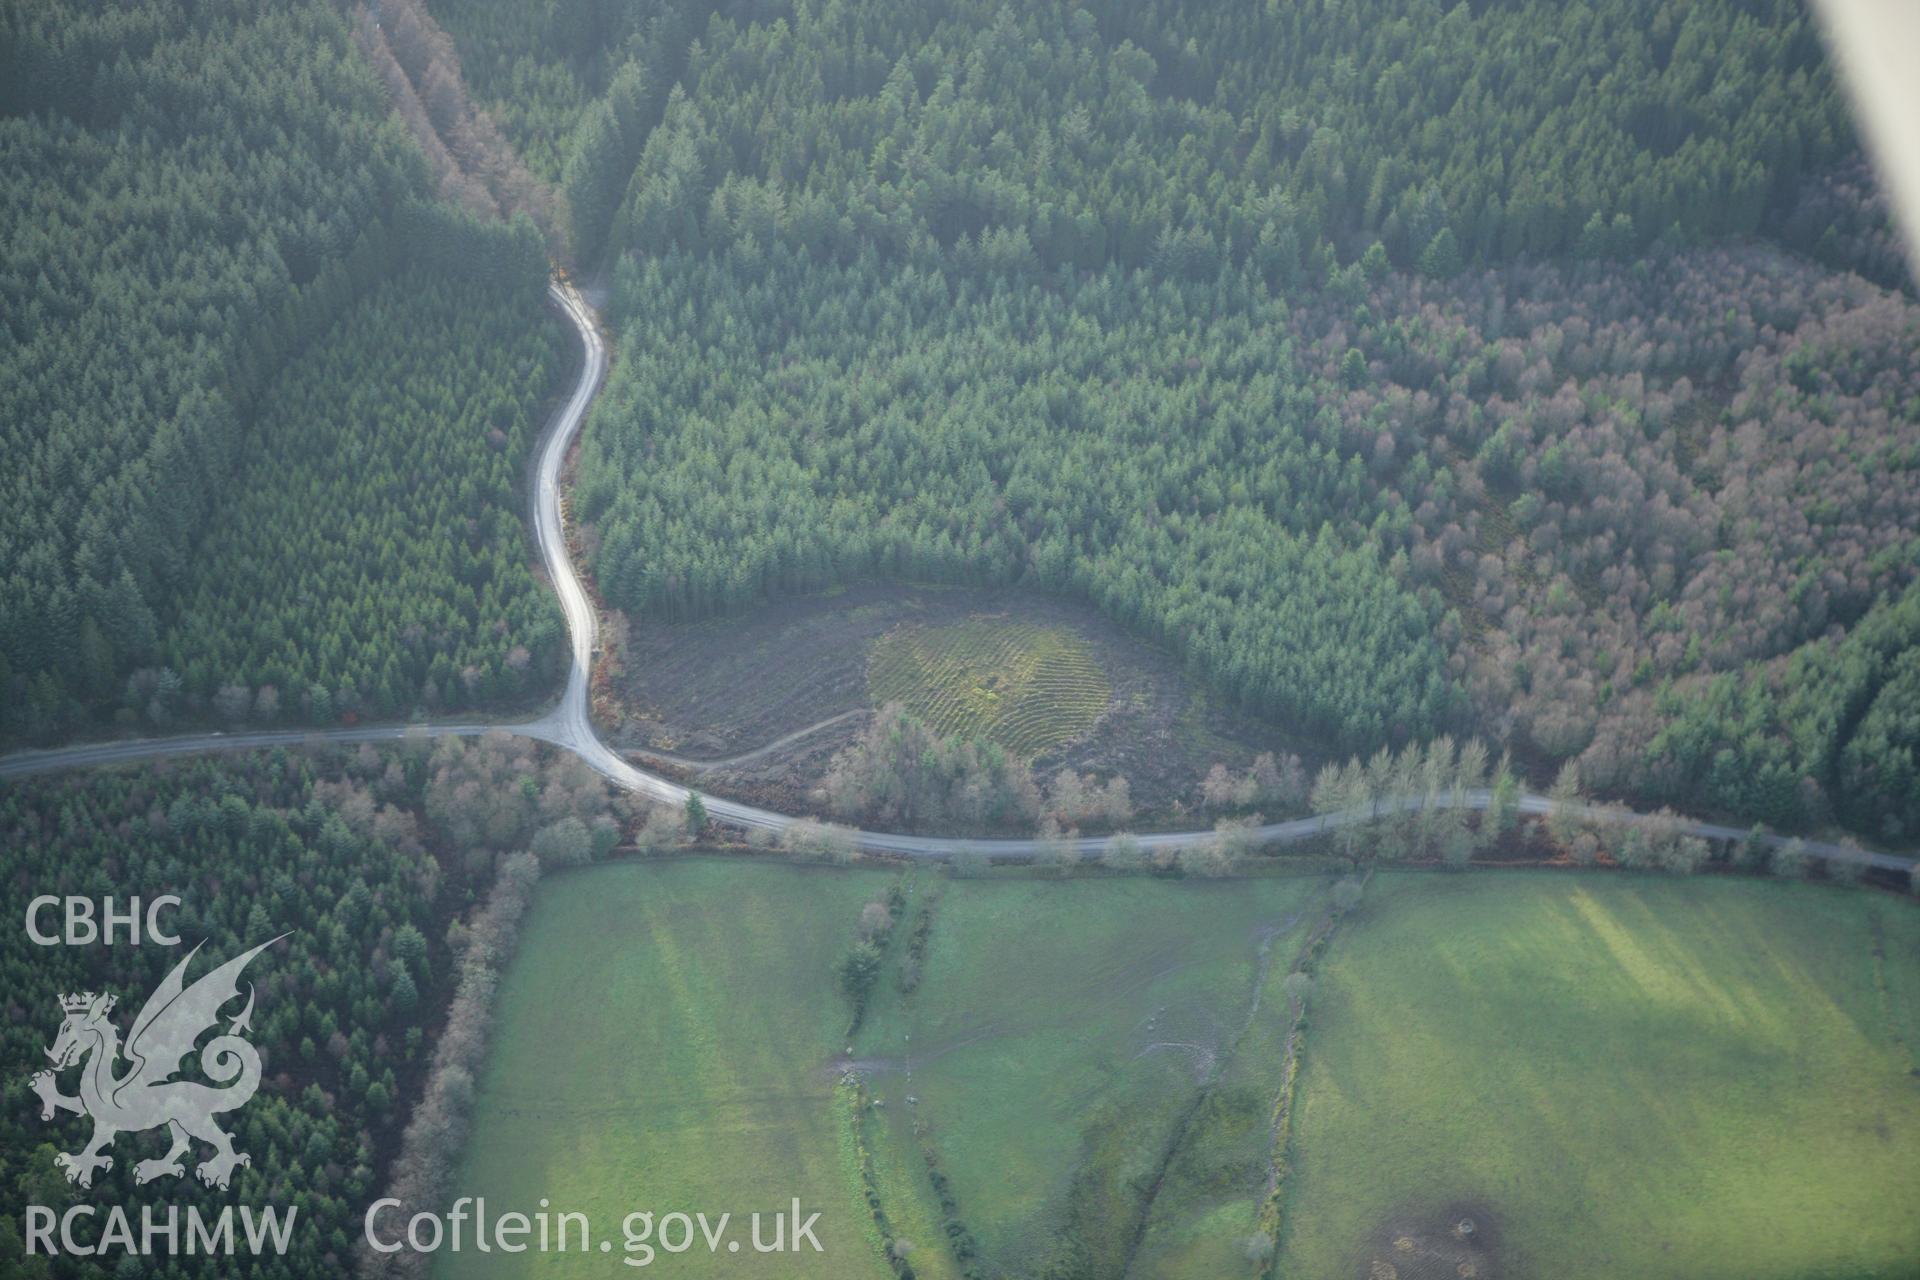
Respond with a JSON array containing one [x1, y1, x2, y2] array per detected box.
[[30, 936, 285, 1191]]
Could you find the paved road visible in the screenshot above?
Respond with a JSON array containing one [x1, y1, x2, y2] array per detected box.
[[2, 280, 1912, 875]]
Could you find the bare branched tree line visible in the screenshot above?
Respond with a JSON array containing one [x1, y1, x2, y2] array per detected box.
[[817, 703, 1135, 836], [1308, 736, 1518, 867], [358, 851, 542, 1279]]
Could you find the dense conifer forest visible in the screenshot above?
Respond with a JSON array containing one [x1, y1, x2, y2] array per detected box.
[[0, 741, 623, 1277], [153, 268, 566, 729], [512, 0, 1919, 835], [436, 0, 1855, 273], [0, 0, 562, 742], [577, 251, 1456, 747], [0, 757, 440, 1277], [1, 0, 1913, 845], [0, 0, 416, 730], [575, 240, 1920, 833]]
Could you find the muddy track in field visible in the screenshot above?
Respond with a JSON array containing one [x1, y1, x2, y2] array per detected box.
[[2, 279, 1913, 873]]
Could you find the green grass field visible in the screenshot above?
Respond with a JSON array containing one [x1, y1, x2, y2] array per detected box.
[[854, 873, 1327, 1278], [443, 859, 895, 1278], [868, 617, 1110, 758], [451, 859, 1918, 1280], [447, 860, 1325, 1279], [1278, 872, 1920, 1280]]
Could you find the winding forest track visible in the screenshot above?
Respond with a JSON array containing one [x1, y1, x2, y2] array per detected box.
[[629, 710, 870, 773], [1, 279, 1913, 874]]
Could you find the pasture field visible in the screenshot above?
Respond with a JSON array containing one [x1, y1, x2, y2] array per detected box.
[[448, 859, 1327, 1279], [1277, 872, 1920, 1280], [854, 873, 1328, 1278], [451, 859, 1918, 1280], [443, 859, 896, 1279], [867, 617, 1112, 759]]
